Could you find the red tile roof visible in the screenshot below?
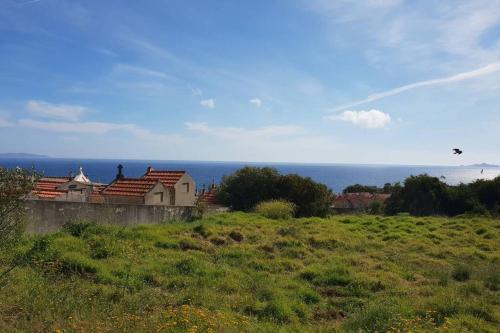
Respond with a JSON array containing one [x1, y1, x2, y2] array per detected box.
[[199, 191, 218, 205], [142, 169, 186, 187], [332, 192, 391, 209], [31, 177, 71, 199], [101, 178, 159, 197]]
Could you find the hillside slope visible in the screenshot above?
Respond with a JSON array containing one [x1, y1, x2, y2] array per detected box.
[[0, 213, 499, 332]]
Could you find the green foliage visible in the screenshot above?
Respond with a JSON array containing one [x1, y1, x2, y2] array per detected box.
[[452, 265, 471, 282], [0, 166, 39, 249], [384, 175, 500, 217], [217, 166, 281, 211], [255, 199, 296, 219], [0, 213, 498, 332], [367, 201, 384, 215], [277, 173, 333, 217], [218, 167, 333, 217], [343, 184, 379, 194]]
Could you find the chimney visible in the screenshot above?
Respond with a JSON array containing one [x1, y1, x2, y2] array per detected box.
[[116, 164, 124, 180], [146, 166, 154, 174]]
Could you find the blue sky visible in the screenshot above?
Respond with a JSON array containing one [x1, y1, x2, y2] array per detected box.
[[1, 0, 500, 165]]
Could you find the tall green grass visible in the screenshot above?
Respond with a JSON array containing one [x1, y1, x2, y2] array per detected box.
[[0, 213, 498, 332]]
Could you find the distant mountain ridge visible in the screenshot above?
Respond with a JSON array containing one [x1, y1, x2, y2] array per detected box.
[[466, 163, 500, 168], [0, 153, 50, 159]]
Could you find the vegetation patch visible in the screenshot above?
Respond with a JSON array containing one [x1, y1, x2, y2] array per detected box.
[[0, 212, 498, 332]]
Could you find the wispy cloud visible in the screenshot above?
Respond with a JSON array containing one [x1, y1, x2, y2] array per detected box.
[[325, 109, 391, 128], [26, 100, 89, 121], [190, 87, 203, 96], [19, 118, 136, 134], [16, 0, 44, 5], [112, 63, 177, 81], [200, 99, 216, 109], [249, 98, 262, 108], [331, 62, 500, 111], [17, 118, 181, 142], [305, 0, 500, 69], [185, 122, 303, 139]]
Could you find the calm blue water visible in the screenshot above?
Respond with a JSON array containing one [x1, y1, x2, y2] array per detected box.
[[1, 158, 498, 193]]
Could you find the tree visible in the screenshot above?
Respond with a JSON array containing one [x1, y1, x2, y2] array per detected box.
[[0, 166, 38, 249], [469, 176, 500, 211], [217, 167, 333, 217], [217, 167, 281, 211], [343, 184, 379, 194], [384, 175, 448, 216], [277, 174, 333, 217]]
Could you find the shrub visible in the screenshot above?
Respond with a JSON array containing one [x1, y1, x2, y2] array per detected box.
[[228, 231, 244, 242], [217, 167, 281, 211], [178, 239, 202, 251], [255, 200, 296, 220], [217, 167, 333, 217], [300, 289, 320, 304], [209, 236, 226, 246], [88, 236, 115, 259], [192, 224, 210, 238], [64, 220, 96, 238], [452, 265, 471, 282], [0, 166, 39, 249], [260, 300, 293, 323]]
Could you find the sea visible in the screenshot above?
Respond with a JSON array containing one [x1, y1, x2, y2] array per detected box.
[[1, 158, 499, 193]]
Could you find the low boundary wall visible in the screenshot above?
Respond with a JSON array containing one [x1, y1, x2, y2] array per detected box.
[[24, 200, 194, 234]]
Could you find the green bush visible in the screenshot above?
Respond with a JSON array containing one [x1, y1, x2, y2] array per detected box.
[[452, 265, 471, 282], [255, 200, 296, 220], [217, 167, 333, 217]]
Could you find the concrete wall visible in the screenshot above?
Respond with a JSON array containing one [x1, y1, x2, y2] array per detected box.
[[24, 200, 194, 234]]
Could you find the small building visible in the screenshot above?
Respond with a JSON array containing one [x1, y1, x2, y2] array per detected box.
[[28, 165, 197, 207], [142, 167, 196, 206], [332, 192, 391, 212], [29, 167, 105, 203], [100, 178, 172, 205], [99, 166, 197, 206], [196, 184, 219, 206]]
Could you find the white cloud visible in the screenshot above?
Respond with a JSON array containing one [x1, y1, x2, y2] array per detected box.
[[325, 109, 391, 128], [249, 98, 262, 108], [200, 98, 216, 109], [185, 122, 303, 139], [191, 87, 203, 96], [19, 118, 135, 134], [331, 62, 500, 111], [26, 100, 88, 121], [305, 0, 500, 68], [17, 118, 181, 143]]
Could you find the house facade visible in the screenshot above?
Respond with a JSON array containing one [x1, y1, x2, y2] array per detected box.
[[29, 165, 197, 207], [29, 167, 105, 203]]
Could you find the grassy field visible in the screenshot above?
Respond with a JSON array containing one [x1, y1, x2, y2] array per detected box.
[[0, 212, 499, 332]]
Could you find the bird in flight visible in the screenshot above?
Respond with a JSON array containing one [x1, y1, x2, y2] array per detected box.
[[452, 148, 463, 155]]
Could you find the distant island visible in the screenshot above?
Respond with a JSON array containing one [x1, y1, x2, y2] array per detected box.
[[0, 153, 50, 159], [466, 163, 500, 168]]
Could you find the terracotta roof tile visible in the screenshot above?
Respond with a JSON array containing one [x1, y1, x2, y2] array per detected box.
[[101, 178, 159, 197], [31, 177, 71, 199], [142, 169, 185, 187], [199, 191, 217, 205], [332, 192, 391, 209]]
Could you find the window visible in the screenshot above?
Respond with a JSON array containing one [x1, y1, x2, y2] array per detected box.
[[182, 182, 190, 193], [154, 192, 164, 203], [69, 185, 77, 189]]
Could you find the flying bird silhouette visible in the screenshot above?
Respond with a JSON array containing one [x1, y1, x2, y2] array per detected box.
[[452, 148, 463, 155]]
